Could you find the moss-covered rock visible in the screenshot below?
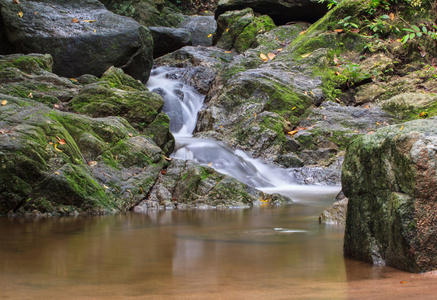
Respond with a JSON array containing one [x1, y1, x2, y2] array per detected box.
[[342, 118, 437, 273]]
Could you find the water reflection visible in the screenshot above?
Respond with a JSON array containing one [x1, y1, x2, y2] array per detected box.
[[1, 207, 435, 299]]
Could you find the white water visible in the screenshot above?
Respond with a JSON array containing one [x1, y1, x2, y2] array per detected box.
[[146, 67, 341, 198]]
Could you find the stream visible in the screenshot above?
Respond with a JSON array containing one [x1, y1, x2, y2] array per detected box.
[[1, 67, 436, 299]]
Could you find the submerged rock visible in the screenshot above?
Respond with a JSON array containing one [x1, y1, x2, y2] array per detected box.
[[0, 0, 154, 81], [342, 118, 437, 273]]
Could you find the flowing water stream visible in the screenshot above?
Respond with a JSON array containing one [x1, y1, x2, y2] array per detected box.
[[1, 67, 436, 299]]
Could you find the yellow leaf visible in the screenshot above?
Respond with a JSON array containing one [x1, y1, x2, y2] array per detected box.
[[260, 53, 268, 62], [301, 53, 311, 58], [94, 29, 96, 33], [225, 50, 232, 54], [54, 172, 60, 175], [292, 107, 296, 110], [163, 155, 172, 161], [1, 100, 7, 106], [288, 130, 298, 136], [400, 125, 404, 130], [226, 28, 229, 32], [299, 30, 306, 35], [277, 48, 283, 52], [310, 91, 314, 95], [54, 144, 63, 152], [18, 11, 23, 18], [207, 34, 212, 38], [70, 78, 78, 82], [83, 20, 97, 23], [208, 163, 213, 166], [103, 184, 108, 189], [267, 53, 276, 60], [259, 198, 269, 203], [254, 113, 257, 117], [389, 13, 395, 20]]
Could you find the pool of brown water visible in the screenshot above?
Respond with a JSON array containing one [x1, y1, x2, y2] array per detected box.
[[1, 196, 436, 299]]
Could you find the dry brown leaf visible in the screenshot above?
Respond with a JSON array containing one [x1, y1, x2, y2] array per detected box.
[[260, 53, 268, 62], [299, 30, 307, 35], [267, 53, 276, 60], [17, 11, 23, 18], [72, 18, 79, 23], [301, 53, 311, 58], [225, 50, 232, 54], [350, 28, 360, 34], [334, 29, 344, 33], [389, 13, 395, 20], [88, 161, 97, 167], [83, 20, 97, 23], [1, 100, 7, 106], [0, 129, 12, 134], [59, 139, 66, 145]]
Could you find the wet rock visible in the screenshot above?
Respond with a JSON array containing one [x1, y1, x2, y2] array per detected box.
[[342, 118, 437, 273], [178, 16, 217, 46], [319, 191, 348, 225], [0, 0, 153, 81], [215, 0, 329, 25], [100, 0, 186, 27], [213, 8, 276, 53], [134, 159, 292, 211], [149, 27, 192, 58], [0, 93, 165, 216]]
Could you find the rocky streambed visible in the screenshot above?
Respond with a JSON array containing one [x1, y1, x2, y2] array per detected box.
[[1, 0, 437, 273]]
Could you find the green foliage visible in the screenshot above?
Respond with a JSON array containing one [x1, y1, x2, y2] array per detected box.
[[401, 23, 437, 43], [318, 0, 339, 10], [337, 16, 360, 31]]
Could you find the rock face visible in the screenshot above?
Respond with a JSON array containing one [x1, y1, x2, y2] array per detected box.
[[215, 0, 329, 25], [178, 16, 217, 46], [342, 118, 437, 273], [149, 27, 192, 58], [0, 0, 154, 81]]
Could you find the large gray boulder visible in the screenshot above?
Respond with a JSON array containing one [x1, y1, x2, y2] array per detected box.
[[0, 0, 153, 81], [215, 0, 329, 25], [342, 118, 437, 273], [149, 27, 192, 58], [178, 16, 217, 46]]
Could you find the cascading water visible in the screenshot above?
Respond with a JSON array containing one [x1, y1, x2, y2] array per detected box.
[[146, 67, 341, 200]]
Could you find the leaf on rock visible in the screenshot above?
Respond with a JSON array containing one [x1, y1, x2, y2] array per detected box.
[[288, 130, 298, 136], [259, 198, 269, 203], [83, 20, 97, 23], [267, 53, 276, 60], [301, 53, 311, 58], [88, 161, 97, 167], [72, 18, 79, 23], [334, 29, 344, 33], [1, 100, 7, 106], [225, 50, 232, 54], [260, 53, 268, 62], [13, 0, 20, 4], [207, 34, 212, 38], [0, 129, 12, 134], [17, 11, 23, 18], [299, 30, 306, 35], [389, 13, 395, 20], [27, 92, 33, 98], [54, 144, 63, 152], [400, 125, 404, 130]]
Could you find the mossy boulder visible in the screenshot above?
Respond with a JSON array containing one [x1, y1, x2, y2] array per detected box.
[[213, 8, 276, 53], [0, 94, 165, 216], [99, 0, 186, 27], [135, 159, 291, 210], [342, 118, 437, 273]]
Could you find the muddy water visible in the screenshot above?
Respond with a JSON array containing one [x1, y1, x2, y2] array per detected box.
[[1, 195, 436, 299]]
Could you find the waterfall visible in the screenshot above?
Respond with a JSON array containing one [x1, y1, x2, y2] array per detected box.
[[146, 67, 341, 198]]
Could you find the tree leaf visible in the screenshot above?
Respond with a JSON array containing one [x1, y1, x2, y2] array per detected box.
[[17, 11, 23, 18], [72, 18, 79, 23], [267, 53, 276, 60], [1, 100, 7, 106], [260, 53, 268, 62]]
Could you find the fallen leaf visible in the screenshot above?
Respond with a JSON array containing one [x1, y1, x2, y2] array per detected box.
[[277, 48, 283, 52], [72, 18, 79, 23], [292, 107, 296, 110], [301, 53, 311, 58], [18, 11, 23, 18], [225, 50, 232, 54], [88, 161, 97, 167], [1, 100, 7, 106], [163, 155, 172, 161], [400, 125, 404, 130], [13, 0, 20, 4], [103, 184, 108, 189], [333, 55, 339, 64], [267, 53, 276, 60], [27, 92, 33, 98], [259, 198, 269, 203], [366, 131, 375, 135], [350, 28, 360, 34], [334, 29, 344, 33], [400, 281, 407, 284], [207, 33, 212, 38], [288, 130, 298, 136], [161, 170, 166, 174], [59, 139, 66, 145], [0, 129, 12, 134], [54, 144, 63, 152], [260, 53, 268, 62], [310, 91, 314, 95], [128, 133, 133, 137], [225, 28, 229, 32], [83, 20, 97, 23], [335, 71, 341, 76], [94, 29, 96, 33], [389, 12, 395, 20], [139, 187, 144, 194], [208, 163, 213, 166], [54, 172, 60, 175], [254, 113, 257, 117], [299, 30, 307, 35], [70, 78, 78, 82]]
